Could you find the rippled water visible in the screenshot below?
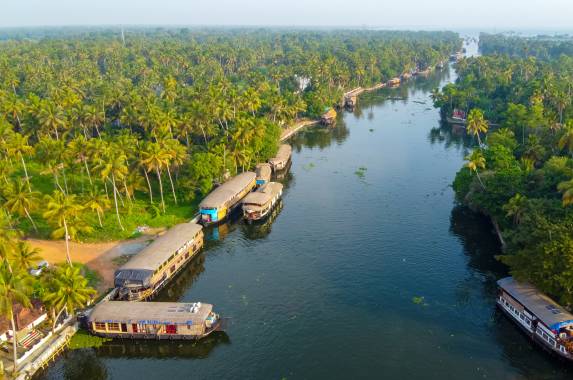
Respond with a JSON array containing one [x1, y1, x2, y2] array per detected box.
[[37, 48, 573, 380]]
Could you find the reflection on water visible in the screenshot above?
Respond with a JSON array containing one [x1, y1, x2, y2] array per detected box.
[[240, 200, 284, 240]]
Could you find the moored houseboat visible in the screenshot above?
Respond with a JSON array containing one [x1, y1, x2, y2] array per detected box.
[[269, 144, 292, 172], [199, 172, 256, 225], [386, 77, 401, 87], [255, 163, 272, 186], [497, 277, 573, 360], [88, 301, 222, 340], [242, 182, 283, 222], [114, 223, 204, 301], [446, 108, 467, 125], [320, 108, 337, 125]]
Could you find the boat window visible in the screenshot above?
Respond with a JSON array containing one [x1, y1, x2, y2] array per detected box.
[[94, 322, 106, 331], [107, 322, 120, 331]]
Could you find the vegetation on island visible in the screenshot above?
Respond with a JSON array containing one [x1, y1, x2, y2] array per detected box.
[[0, 29, 460, 243], [433, 34, 573, 304]]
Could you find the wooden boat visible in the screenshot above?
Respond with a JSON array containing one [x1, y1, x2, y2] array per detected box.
[[416, 67, 432, 76], [114, 223, 204, 301], [255, 163, 272, 186], [345, 94, 358, 109], [320, 108, 337, 125], [242, 182, 283, 222], [386, 77, 401, 87], [269, 144, 292, 172], [497, 277, 573, 361], [401, 72, 412, 80], [446, 109, 467, 126], [89, 301, 222, 340], [199, 172, 256, 225]]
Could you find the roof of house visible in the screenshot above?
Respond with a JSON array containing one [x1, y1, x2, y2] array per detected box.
[[89, 301, 213, 325], [498, 277, 573, 330], [117, 222, 203, 272], [199, 172, 256, 209]]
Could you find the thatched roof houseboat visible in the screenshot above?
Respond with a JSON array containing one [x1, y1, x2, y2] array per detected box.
[[89, 301, 221, 340], [242, 182, 283, 222], [199, 172, 256, 225], [320, 108, 337, 125], [256, 163, 272, 186], [114, 223, 204, 301], [269, 144, 292, 172]]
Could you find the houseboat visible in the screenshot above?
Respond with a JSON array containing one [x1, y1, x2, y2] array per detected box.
[[320, 108, 337, 125], [114, 222, 204, 301], [416, 67, 432, 76], [387, 77, 401, 87], [497, 277, 573, 361], [255, 163, 272, 186], [242, 182, 283, 222], [89, 301, 222, 340], [446, 108, 467, 126], [401, 72, 412, 80], [199, 172, 256, 225], [269, 144, 292, 172], [345, 94, 358, 109]]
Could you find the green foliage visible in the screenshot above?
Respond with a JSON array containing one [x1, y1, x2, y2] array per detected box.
[[69, 329, 111, 350]]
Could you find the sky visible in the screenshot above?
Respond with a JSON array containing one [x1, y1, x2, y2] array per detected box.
[[1, 0, 572, 31]]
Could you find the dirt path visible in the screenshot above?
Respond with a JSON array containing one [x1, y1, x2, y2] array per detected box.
[[27, 230, 163, 293]]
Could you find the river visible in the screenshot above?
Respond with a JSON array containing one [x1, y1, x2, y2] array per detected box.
[[37, 41, 573, 379]]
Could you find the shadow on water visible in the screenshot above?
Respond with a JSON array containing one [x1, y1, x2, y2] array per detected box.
[[154, 253, 207, 301], [290, 120, 350, 151], [240, 200, 284, 240]]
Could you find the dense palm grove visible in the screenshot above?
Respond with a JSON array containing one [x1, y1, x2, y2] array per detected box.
[[433, 34, 573, 303], [0, 29, 460, 243]]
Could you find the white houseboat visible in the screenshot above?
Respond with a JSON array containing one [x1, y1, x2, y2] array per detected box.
[[497, 277, 573, 360]]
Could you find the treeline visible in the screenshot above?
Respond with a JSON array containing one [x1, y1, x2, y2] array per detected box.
[[433, 40, 573, 303], [479, 33, 573, 60], [0, 29, 460, 242]]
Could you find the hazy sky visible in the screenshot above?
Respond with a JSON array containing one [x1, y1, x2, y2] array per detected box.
[[2, 0, 572, 30]]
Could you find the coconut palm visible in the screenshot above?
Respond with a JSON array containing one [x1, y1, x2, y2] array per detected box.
[[83, 188, 111, 228], [558, 179, 573, 207], [0, 210, 19, 271], [465, 149, 486, 189], [503, 193, 528, 225], [42, 265, 96, 332], [466, 108, 489, 146], [7, 133, 33, 192], [558, 125, 573, 157], [0, 261, 32, 375], [43, 191, 91, 266], [141, 142, 170, 212], [11, 242, 41, 271], [94, 148, 127, 230], [4, 180, 40, 232]]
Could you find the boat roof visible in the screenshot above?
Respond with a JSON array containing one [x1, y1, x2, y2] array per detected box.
[[322, 109, 337, 119], [243, 182, 283, 206], [199, 172, 256, 209], [256, 163, 272, 179], [89, 301, 213, 325], [498, 277, 573, 330], [269, 144, 292, 164], [118, 222, 203, 272]]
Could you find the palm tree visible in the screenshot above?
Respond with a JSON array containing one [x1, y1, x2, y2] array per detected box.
[[43, 191, 91, 266], [94, 148, 127, 230], [465, 149, 486, 189], [503, 193, 528, 225], [11, 242, 41, 271], [7, 133, 33, 192], [558, 125, 573, 157], [141, 142, 169, 212], [42, 265, 96, 332], [0, 261, 32, 375], [558, 179, 573, 207], [0, 210, 19, 270], [83, 189, 111, 228], [466, 108, 489, 146], [4, 180, 40, 232]]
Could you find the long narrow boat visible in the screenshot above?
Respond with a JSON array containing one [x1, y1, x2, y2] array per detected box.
[[114, 223, 204, 301], [497, 277, 573, 360], [242, 182, 283, 222], [89, 301, 222, 340], [268, 144, 292, 172], [255, 163, 272, 186], [199, 172, 256, 225]]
